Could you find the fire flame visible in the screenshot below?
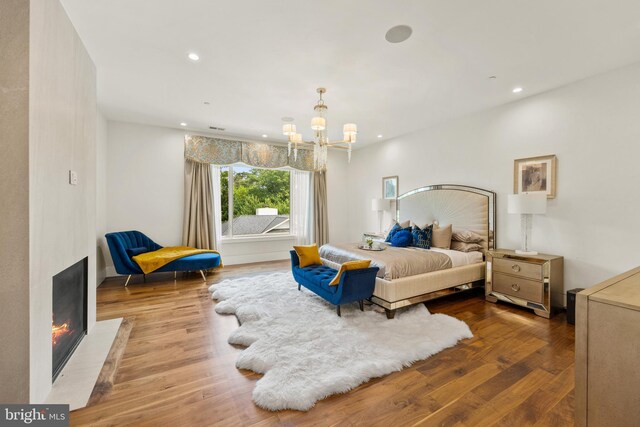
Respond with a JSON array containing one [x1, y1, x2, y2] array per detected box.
[[52, 321, 70, 346]]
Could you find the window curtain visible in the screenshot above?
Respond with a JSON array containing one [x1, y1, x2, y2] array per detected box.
[[290, 170, 312, 245], [212, 165, 223, 246], [182, 159, 217, 250], [185, 134, 315, 171], [313, 170, 329, 246]]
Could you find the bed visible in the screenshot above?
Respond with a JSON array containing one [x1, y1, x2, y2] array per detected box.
[[320, 184, 496, 318]]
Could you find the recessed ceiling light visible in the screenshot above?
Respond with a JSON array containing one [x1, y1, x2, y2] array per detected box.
[[512, 87, 523, 93], [203, 101, 210, 105], [281, 116, 295, 122], [180, 122, 187, 126], [385, 25, 412, 43], [187, 52, 200, 61], [377, 134, 383, 138], [262, 134, 268, 138]]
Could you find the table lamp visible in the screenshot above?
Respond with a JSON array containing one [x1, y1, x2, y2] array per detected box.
[[507, 193, 547, 255], [371, 198, 390, 233]]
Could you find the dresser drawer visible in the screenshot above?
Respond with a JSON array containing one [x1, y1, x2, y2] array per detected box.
[[493, 258, 542, 280], [492, 272, 544, 304]]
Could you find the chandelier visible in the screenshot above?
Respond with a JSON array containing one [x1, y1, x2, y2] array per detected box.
[[282, 87, 357, 170]]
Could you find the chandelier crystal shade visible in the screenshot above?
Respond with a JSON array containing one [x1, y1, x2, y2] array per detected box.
[[282, 87, 357, 170]]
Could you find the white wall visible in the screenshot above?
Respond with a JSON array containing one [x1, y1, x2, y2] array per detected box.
[[105, 121, 350, 274], [96, 111, 108, 284], [29, 0, 97, 403], [106, 122, 184, 276], [348, 62, 640, 294]]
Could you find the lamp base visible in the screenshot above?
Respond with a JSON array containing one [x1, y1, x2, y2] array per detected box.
[[515, 249, 538, 255]]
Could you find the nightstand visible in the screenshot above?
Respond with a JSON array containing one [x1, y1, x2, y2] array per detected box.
[[362, 231, 386, 242], [485, 249, 564, 318]]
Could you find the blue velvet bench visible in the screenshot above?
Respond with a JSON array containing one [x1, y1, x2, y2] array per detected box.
[[290, 250, 379, 316], [106, 230, 222, 286]]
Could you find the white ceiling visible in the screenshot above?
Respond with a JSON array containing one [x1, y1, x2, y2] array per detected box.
[[61, 0, 640, 147]]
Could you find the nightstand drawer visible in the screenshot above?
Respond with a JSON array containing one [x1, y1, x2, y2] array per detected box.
[[493, 258, 542, 280], [493, 273, 543, 304]]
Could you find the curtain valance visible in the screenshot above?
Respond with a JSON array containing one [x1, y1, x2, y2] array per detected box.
[[184, 134, 315, 171]]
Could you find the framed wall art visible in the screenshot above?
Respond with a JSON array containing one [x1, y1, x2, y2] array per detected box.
[[514, 154, 557, 198], [382, 176, 398, 200]]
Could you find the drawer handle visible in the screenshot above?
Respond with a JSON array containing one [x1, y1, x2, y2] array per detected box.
[[511, 284, 520, 292], [511, 264, 521, 272]]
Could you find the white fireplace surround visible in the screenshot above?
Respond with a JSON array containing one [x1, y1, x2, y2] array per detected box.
[[0, 0, 98, 403]]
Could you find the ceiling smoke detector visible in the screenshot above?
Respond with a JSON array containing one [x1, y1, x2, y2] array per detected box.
[[385, 25, 413, 43]]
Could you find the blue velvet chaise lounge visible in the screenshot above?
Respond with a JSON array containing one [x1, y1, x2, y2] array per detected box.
[[106, 230, 222, 286], [290, 250, 379, 316]]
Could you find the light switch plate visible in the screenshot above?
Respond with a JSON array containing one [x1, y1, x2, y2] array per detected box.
[[69, 170, 78, 185]]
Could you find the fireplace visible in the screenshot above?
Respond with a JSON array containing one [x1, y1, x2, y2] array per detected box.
[[52, 257, 88, 381]]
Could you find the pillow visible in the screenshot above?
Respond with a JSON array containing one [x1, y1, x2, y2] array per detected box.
[[329, 259, 372, 286], [385, 220, 410, 237], [398, 219, 410, 228], [452, 229, 483, 243], [451, 241, 483, 253], [126, 246, 149, 258], [411, 225, 433, 249], [385, 223, 411, 243], [390, 229, 413, 247], [385, 223, 401, 242], [432, 224, 453, 249], [293, 244, 322, 268], [409, 220, 430, 230]]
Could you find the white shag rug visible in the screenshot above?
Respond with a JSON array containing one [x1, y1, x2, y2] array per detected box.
[[209, 272, 472, 411]]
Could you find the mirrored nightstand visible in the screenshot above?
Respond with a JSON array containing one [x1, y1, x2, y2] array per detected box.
[[485, 249, 564, 318]]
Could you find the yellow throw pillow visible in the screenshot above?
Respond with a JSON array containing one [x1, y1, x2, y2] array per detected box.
[[329, 260, 372, 286], [293, 244, 322, 268]]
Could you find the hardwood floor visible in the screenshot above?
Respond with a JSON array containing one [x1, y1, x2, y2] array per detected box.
[[70, 261, 575, 426]]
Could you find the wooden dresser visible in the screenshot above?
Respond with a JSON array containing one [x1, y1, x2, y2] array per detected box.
[[576, 266, 640, 427]]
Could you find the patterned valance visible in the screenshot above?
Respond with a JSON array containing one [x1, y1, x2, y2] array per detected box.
[[184, 135, 315, 171]]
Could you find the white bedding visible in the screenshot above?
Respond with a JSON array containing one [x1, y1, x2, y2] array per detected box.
[[429, 247, 484, 268]]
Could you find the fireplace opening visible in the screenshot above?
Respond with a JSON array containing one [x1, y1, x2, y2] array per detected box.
[[52, 257, 88, 381]]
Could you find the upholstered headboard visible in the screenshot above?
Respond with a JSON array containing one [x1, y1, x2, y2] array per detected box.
[[397, 184, 496, 251]]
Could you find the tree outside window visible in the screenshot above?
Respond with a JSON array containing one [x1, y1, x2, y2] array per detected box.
[[220, 166, 290, 237]]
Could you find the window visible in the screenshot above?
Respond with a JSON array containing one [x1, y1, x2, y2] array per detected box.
[[220, 165, 291, 238]]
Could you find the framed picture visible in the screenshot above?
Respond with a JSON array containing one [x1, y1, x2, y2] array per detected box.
[[514, 154, 557, 198], [382, 176, 398, 200]]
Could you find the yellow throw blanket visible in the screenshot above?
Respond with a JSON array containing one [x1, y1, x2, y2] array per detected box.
[[132, 246, 222, 274]]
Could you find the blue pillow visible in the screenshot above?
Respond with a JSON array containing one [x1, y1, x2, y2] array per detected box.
[[126, 246, 149, 258], [411, 225, 433, 249], [385, 224, 412, 243], [385, 223, 402, 243], [390, 229, 413, 247]]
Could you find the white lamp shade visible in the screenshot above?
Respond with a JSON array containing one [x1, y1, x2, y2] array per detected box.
[[291, 133, 303, 143], [371, 198, 390, 211], [311, 116, 326, 131], [343, 123, 358, 135], [508, 193, 547, 214], [282, 123, 296, 136]]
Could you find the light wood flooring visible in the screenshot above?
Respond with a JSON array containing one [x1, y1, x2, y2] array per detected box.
[[70, 261, 575, 426]]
